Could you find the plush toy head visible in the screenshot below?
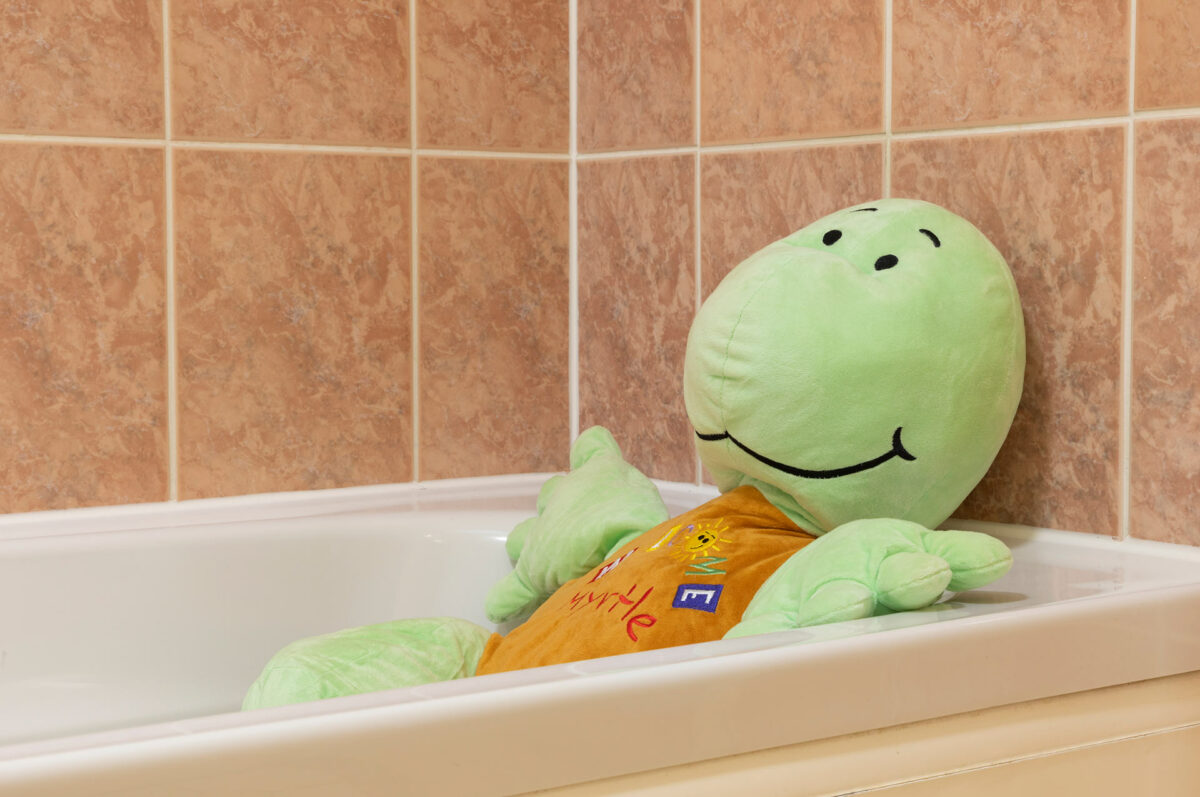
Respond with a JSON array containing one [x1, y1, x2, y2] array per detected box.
[[684, 199, 1024, 534]]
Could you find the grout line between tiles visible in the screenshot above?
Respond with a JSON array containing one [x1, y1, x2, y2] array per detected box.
[[564, 112, 1200, 163], [162, 4, 171, 144], [163, 0, 179, 503], [171, 140, 413, 156], [1120, 0, 1138, 541], [883, 0, 893, 197], [694, 0, 702, 155], [891, 115, 1131, 139], [410, 0, 420, 482], [0, 133, 165, 147], [1120, 122, 1134, 541], [8, 108, 1199, 163], [418, 148, 570, 160], [568, 0, 580, 447], [575, 145, 699, 161], [579, 137, 887, 160], [1133, 107, 1200, 121], [694, 0, 704, 485]]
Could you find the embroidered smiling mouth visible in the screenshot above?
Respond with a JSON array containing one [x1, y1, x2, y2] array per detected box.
[[695, 427, 916, 480]]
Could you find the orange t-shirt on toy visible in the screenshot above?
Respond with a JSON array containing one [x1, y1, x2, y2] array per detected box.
[[475, 485, 817, 675]]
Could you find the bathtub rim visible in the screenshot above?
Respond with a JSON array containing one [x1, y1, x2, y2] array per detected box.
[[3, 575, 1200, 794], [5, 474, 1200, 794]]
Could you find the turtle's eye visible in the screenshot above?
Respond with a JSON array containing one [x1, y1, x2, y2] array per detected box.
[[822, 229, 842, 246], [874, 254, 899, 271]]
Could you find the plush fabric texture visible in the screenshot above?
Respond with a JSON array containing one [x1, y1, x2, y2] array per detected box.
[[242, 198, 1026, 707], [727, 518, 1012, 637], [484, 426, 671, 624], [685, 199, 1025, 534], [476, 486, 816, 675], [242, 617, 490, 710]]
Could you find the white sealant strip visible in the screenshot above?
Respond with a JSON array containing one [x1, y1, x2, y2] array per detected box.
[[883, 0, 894, 197], [568, 0, 580, 445], [163, 0, 179, 502], [410, 0, 421, 480], [1120, 0, 1139, 540]]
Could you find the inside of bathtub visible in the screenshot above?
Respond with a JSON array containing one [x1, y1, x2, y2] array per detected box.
[[3, 476, 1200, 797], [4, 476, 1200, 758]]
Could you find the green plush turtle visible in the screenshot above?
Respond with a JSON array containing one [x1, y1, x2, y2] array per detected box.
[[244, 198, 1024, 708]]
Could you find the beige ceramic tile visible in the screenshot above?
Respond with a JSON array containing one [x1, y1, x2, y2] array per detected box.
[[578, 0, 693, 152], [700, 144, 884, 296], [419, 158, 569, 479], [893, 0, 1128, 130], [1131, 119, 1200, 545], [1135, 0, 1200, 110], [171, 0, 409, 145], [700, 0, 882, 145], [892, 127, 1125, 535], [0, 0, 163, 136], [0, 144, 167, 512], [578, 155, 696, 482], [417, 0, 569, 152], [175, 150, 412, 499]]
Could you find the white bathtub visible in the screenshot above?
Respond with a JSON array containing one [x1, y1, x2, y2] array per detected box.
[[3, 475, 1200, 795]]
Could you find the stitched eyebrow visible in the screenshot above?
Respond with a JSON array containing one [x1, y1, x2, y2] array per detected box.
[[851, 207, 877, 212], [919, 228, 941, 247]]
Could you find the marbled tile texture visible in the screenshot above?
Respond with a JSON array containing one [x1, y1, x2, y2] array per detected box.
[[171, 0, 409, 145], [700, 0, 882, 144], [893, 0, 1128, 130], [1, 0, 1194, 543], [418, 0, 568, 152], [579, 156, 696, 482], [578, 0, 693, 152], [1136, 0, 1200, 110], [1131, 119, 1200, 545], [893, 128, 1124, 535], [419, 158, 569, 479], [0, 145, 167, 511], [0, 0, 163, 136], [700, 144, 884, 296], [175, 151, 412, 499]]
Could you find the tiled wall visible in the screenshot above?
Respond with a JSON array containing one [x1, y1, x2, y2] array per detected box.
[[0, 2, 1197, 547]]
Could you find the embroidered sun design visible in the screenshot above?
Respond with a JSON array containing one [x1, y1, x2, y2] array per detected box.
[[667, 521, 732, 563]]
